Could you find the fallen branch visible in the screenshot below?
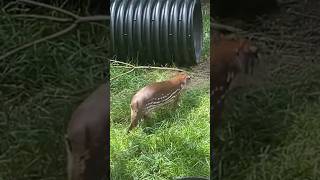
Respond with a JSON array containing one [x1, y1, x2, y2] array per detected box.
[[110, 59, 187, 72], [210, 18, 245, 33], [110, 59, 189, 81]]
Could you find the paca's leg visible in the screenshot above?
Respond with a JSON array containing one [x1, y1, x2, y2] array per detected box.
[[65, 136, 73, 180], [127, 108, 141, 133], [142, 113, 150, 121], [213, 86, 226, 132], [173, 94, 181, 108]]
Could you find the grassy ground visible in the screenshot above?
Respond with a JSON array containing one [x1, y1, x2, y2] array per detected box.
[[216, 1, 320, 179], [0, 8, 108, 179], [110, 69, 210, 179], [110, 3, 210, 180], [220, 68, 320, 179]]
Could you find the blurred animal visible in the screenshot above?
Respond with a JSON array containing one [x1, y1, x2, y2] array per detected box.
[[210, 33, 258, 131], [65, 83, 109, 180], [128, 72, 191, 133]]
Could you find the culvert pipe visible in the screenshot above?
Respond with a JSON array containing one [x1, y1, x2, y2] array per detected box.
[[111, 0, 203, 66]]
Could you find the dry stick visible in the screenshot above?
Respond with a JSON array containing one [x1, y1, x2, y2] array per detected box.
[[287, 9, 320, 20], [2, 1, 19, 11], [0, 22, 78, 61], [11, 14, 73, 22], [11, 14, 110, 22], [110, 68, 136, 81], [111, 64, 207, 80], [210, 18, 245, 33], [110, 59, 191, 81], [18, 0, 79, 19], [78, 16, 110, 22], [110, 60, 188, 73]]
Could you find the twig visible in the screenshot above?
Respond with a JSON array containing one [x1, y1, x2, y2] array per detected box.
[[78, 16, 110, 22], [2, 1, 19, 12], [211, 22, 245, 33], [18, 0, 79, 19], [110, 59, 190, 81], [210, 18, 245, 33], [0, 22, 77, 61], [110, 60, 187, 72], [287, 9, 320, 21], [11, 14, 72, 22], [110, 59, 134, 67], [11, 14, 110, 23], [110, 68, 136, 81]]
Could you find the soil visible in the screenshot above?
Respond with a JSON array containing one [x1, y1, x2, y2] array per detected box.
[[189, 58, 210, 89]]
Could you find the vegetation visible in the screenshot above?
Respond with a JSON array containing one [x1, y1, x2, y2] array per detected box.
[[217, 0, 320, 178], [0, 7, 108, 179]]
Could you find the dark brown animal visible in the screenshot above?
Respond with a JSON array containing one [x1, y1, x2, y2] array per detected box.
[[65, 83, 109, 180], [211, 34, 258, 131], [128, 73, 191, 133]]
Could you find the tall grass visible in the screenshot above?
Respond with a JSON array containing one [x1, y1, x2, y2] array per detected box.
[[0, 11, 109, 179], [218, 50, 320, 179]]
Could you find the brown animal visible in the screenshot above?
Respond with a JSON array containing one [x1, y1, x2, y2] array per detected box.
[[65, 83, 109, 180], [211, 34, 258, 131], [127, 72, 191, 133]]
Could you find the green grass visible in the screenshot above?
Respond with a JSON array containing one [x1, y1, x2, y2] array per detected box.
[[0, 10, 109, 179], [110, 68, 210, 180], [218, 59, 320, 179]]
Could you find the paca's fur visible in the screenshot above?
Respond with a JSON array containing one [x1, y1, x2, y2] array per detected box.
[[127, 73, 191, 132], [65, 83, 109, 180], [211, 34, 258, 130]]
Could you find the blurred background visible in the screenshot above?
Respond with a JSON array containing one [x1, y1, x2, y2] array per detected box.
[[0, 0, 109, 179], [211, 0, 320, 179]]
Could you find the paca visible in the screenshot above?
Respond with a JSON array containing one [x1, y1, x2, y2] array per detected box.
[[127, 72, 191, 133]]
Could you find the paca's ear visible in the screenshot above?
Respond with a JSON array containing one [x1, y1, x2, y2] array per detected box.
[[183, 74, 191, 86], [186, 75, 191, 82]]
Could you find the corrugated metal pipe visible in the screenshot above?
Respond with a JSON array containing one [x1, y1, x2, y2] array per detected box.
[[111, 0, 203, 66]]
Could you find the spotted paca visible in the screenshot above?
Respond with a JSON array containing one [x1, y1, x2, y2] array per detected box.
[[211, 34, 258, 130], [127, 72, 191, 133]]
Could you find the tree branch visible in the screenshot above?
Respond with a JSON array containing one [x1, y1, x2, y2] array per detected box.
[[11, 14, 73, 22], [0, 22, 78, 61], [110, 59, 189, 81], [18, 0, 79, 19], [210, 17, 245, 33]]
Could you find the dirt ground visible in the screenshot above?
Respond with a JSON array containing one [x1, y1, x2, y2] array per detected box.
[[189, 58, 210, 89]]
